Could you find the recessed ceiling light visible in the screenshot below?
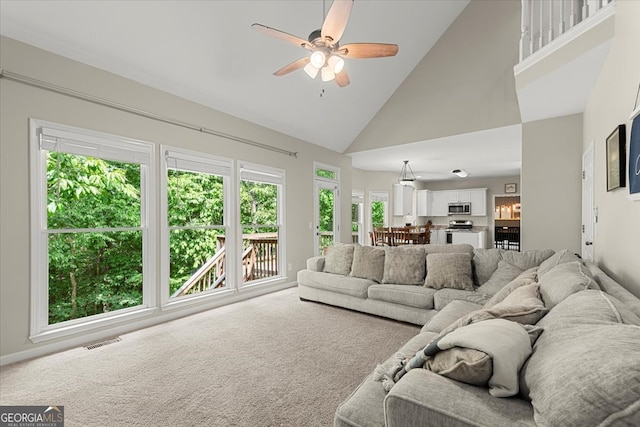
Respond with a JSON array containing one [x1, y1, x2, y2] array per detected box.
[[452, 169, 469, 178]]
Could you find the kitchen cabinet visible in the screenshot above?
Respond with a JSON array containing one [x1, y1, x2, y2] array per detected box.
[[431, 228, 446, 245], [431, 191, 450, 216], [416, 190, 432, 216], [428, 188, 487, 217], [469, 188, 487, 216], [451, 230, 486, 249], [392, 184, 414, 216]]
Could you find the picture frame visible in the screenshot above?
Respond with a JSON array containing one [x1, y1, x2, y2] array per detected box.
[[505, 183, 517, 193], [606, 124, 626, 192]]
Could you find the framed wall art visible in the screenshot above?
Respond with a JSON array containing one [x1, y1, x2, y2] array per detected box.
[[606, 124, 626, 192], [629, 112, 640, 200], [505, 183, 517, 193]]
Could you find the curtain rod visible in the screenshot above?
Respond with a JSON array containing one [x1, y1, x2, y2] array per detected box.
[[0, 69, 299, 158]]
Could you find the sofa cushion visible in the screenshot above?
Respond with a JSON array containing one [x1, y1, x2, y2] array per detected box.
[[422, 300, 484, 334], [425, 253, 474, 291], [323, 243, 355, 275], [501, 249, 555, 271], [472, 248, 504, 286], [297, 270, 373, 298], [368, 285, 436, 309], [484, 267, 538, 308], [477, 260, 524, 296], [382, 246, 426, 285], [486, 283, 548, 325], [350, 244, 385, 283], [536, 249, 581, 277], [538, 261, 599, 309], [520, 291, 640, 426], [433, 289, 490, 311]]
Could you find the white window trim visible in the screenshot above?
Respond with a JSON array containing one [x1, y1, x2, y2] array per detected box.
[[369, 190, 389, 232], [29, 119, 157, 343], [237, 160, 286, 289], [160, 145, 235, 310]]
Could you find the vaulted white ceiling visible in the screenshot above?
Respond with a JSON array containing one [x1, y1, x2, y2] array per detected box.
[[0, 0, 468, 152], [1, 0, 534, 182]]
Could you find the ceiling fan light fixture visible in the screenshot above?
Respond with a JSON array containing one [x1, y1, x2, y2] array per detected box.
[[452, 169, 469, 178], [321, 66, 335, 82], [328, 55, 344, 73], [303, 63, 319, 79], [310, 50, 326, 68]]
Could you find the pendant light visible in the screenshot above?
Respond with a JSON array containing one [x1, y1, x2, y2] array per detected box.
[[398, 160, 416, 183]]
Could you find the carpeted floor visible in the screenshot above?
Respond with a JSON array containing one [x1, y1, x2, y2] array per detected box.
[[0, 287, 420, 426]]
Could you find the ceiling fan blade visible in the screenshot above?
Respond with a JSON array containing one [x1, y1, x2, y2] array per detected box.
[[335, 69, 350, 87], [339, 43, 399, 58], [252, 23, 312, 49], [273, 57, 310, 77], [321, 0, 353, 43]]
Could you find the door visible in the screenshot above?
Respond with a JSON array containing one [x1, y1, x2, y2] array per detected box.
[[315, 180, 338, 255], [582, 143, 595, 261]]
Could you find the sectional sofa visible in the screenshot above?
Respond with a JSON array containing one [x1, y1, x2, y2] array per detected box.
[[296, 243, 640, 426]]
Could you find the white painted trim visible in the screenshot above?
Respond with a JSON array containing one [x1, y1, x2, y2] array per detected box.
[[514, 1, 615, 76], [1, 282, 296, 366], [29, 119, 156, 342]]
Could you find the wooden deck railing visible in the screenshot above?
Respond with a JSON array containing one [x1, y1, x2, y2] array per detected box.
[[172, 233, 279, 297], [171, 246, 226, 297]]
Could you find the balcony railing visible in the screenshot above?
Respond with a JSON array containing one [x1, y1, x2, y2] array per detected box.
[[171, 232, 279, 298], [520, 0, 615, 62]]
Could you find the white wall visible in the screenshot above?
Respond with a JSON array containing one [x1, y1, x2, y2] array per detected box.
[[583, 0, 640, 298], [521, 114, 583, 254], [0, 36, 352, 361]]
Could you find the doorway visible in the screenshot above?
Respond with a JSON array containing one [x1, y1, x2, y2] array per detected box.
[[494, 195, 521, 251]]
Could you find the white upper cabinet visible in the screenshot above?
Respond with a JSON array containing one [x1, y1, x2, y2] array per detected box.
[[426, 188, 487, 217], [432, 191, 450, 216], [469, 188, 487, 216], [393, 184, 414, 216], [416, 190, 432, 216]]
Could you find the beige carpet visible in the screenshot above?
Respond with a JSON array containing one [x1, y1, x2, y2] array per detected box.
[[0, 287, 420, 426]]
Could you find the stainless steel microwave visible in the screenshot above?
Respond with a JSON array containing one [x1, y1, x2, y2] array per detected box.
[[448, 202, 471, 215]]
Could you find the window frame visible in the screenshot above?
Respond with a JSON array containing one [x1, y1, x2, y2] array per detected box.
[[29, 119, 156, 343], [160, 145, 235, 309], [237, 160, 286, 288]]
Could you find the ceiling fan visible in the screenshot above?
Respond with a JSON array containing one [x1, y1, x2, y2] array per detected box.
[[252, 0, 398, 87]]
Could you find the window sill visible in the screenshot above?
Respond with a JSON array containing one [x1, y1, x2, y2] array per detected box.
[[30, 306, 157, 344]]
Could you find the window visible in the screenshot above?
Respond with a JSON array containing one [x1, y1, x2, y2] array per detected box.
[[30, 120, 155, 341], [352, 191, 364, 244], [161, 147, 232, 303], [239, 162, 284, 286], [314, 163, 340, 255], [369, 191, 388, 230]]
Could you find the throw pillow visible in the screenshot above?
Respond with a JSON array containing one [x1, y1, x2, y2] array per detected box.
[[425, 253, 474, 291], [520, 291, 640, 426], [477, 260, 524, 296], [538, 261, 599, 309], [486, 283, 548, 325], [484, 267, 538, 308], [472, 248, 504, 286], [382, 246, 426, 285], [536, 249, 581, 278], [322, 243, 355, 276], [350, 245, 385, 283], [424, 347, 492, 387]]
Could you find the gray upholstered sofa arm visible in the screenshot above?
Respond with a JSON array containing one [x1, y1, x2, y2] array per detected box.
[[384, 370, 535, 427], [306, 256, 325, 272]]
